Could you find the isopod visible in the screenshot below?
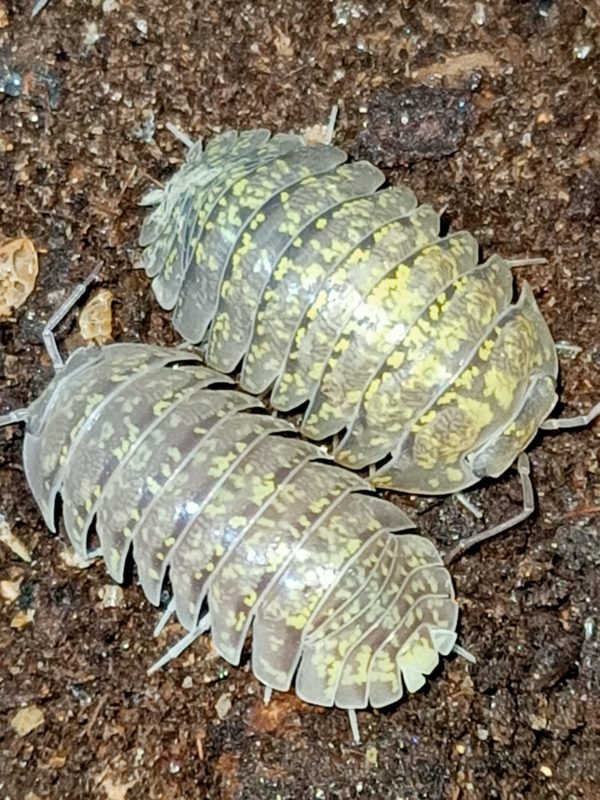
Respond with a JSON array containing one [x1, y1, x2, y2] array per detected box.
[[139, 129, 599, 497], [0, 276, 477, 743]]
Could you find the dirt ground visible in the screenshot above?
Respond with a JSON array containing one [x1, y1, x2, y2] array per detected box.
[[1, 1, 599, 798]]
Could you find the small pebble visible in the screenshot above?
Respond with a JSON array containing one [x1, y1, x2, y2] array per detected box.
[[182, 676, 193, 689], [84, 22, 103, 46], [60, 547, 97, 570], [472, 2, 486, 25], [215, 692, 232, 720], [574, 44, 592, 60], [529, 713, 547, 731], [99, 584, 125, 608], [0, 1, 9, 28], [584, 617, 596, 639], [11, 705, 45, 737], [79, 288, 114, 346], [0, 577, 23, 602], [540, 764, 553, 778]]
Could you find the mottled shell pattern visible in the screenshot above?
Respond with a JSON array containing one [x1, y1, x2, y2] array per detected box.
[[140, 129, 559, 496], [21, 342, 458, 711]]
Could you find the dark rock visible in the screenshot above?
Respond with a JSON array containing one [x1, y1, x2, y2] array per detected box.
[[357, 84, 477, 167]]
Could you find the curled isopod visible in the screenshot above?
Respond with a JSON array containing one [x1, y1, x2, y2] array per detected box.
[[139, 129, 599, 498], [0, 278, 475, 743]]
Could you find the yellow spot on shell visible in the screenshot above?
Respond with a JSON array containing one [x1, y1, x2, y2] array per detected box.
[[446, 467, 464, 483], [244, 591, 257, 607], [478, 339, 495, 362]]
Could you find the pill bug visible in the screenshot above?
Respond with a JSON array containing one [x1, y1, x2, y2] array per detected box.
[[0, 283, 474, 742], [139, 129, 599, 497]]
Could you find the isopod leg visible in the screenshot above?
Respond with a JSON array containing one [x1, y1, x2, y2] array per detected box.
[[264, 686, 273, 705], [147, 612, 211, 675], [455, 492, 483, 520], [444, 453, 533, 564], [42, 264, 102, 371], [0, 408, 29, 428], [31, 0, 50, 17], [506, 257, 547, 268], [324, 104, 339, 146], [153, 598, 177, 638], [165, 121, 195, 149], [540, 400, 600, 431], [453, 643, 476, 663], [348, 709, 361, 745]]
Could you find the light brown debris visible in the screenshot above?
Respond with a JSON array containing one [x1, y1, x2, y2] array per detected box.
[[0, 237, 39, 318]]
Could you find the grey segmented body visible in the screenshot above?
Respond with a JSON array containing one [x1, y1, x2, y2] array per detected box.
[[140, 129, 599, 496], [4, 337, 466, 740]]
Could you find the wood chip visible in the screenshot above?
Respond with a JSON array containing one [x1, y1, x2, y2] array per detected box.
[[215, 692, 232, 720], [100, 776, 138, 800], [45, 752, 68, 769], [59, 547, 98, 569], [0, 576, 24, 602], [79, 288, 114, 345], [11, 705, 45, 737], [412, 51, 499, 83], [10, 608, 35, 628], [99, 584, 125, 608], [576, 1, 600, 24], [195, 728, 206, 761], [0, 513, 32, 562]]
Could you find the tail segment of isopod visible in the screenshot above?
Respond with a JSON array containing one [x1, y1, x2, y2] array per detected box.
[[367, 283, 559, 494]]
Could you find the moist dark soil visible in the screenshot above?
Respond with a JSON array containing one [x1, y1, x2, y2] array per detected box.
[[1, 1, 599, 799]]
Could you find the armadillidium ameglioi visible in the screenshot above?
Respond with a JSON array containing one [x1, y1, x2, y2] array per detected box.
[[0, 279, 474, 743], [139, 129, 599, 496]]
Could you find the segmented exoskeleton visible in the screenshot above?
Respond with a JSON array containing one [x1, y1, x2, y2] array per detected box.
[[1, 282, 473, 742], [139, 129, 599, 496]]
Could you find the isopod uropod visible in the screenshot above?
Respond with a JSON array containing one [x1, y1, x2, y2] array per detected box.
[[0, 278, 475, 743], [139, 128, 599, 498]]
